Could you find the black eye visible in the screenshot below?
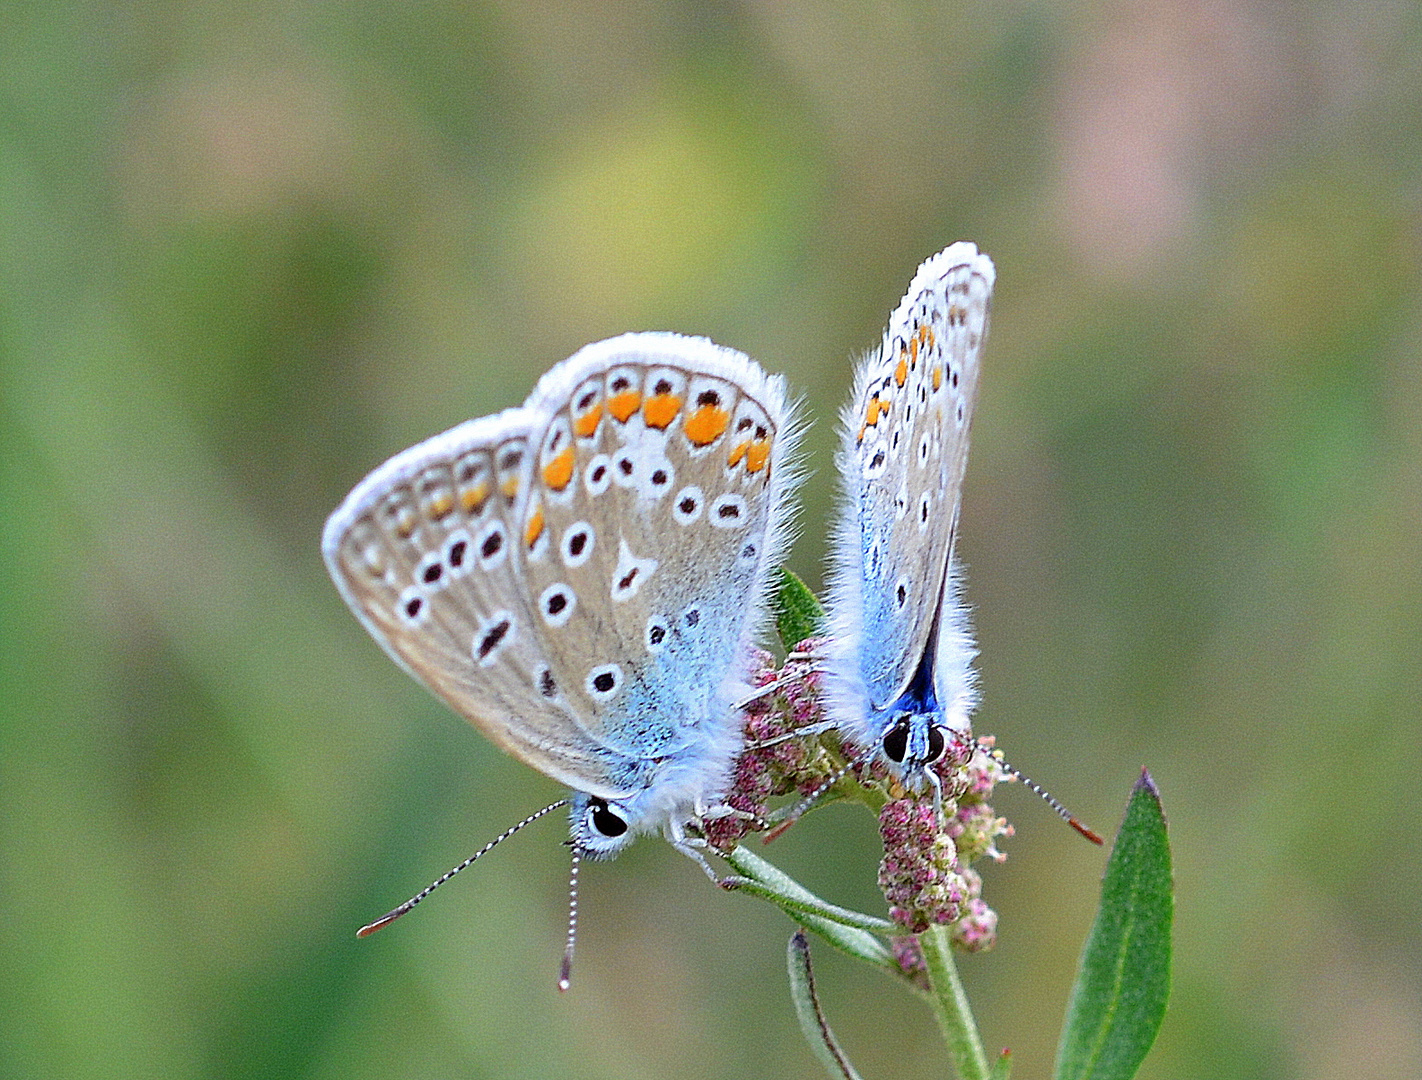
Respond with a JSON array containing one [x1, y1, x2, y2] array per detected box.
[[882, 720, 909, 764], [588, 799, 628, 838], [926, 725, 947, 763]]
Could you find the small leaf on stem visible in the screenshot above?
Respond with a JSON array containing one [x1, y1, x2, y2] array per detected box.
[[773, 567, 827, 649], [788, 930, 865, 1080]]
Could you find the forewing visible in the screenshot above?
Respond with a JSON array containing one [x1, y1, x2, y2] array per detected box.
[[830, 243, 994, 710], [514, 333, 796, 761]]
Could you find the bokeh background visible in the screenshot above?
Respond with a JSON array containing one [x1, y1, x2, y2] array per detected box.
[[3, 2, 1419, 1078]]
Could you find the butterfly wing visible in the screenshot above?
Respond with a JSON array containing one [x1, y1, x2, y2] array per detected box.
[[324, 410, 635, 796], [826, 243, 994, 738], [325, 333, 798, 809], [513, 334, 799, 797]]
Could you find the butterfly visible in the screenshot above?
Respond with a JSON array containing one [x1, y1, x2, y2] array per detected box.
[[323, 332, 799, 982], [822, 243, 995, 802]]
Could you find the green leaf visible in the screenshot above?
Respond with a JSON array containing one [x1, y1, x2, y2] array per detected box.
[[773, 567, 826, 649], [787, 931, 865, 1080], [723, 845, 911, 987], [1054, 769, 1173, 1080]]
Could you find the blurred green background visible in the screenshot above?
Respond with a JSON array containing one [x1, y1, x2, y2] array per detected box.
[[3, 2, 1419, 1078]]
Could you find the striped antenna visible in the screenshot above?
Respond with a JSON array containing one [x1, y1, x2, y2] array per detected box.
[[356, 799, 570, 937], [763, 760, 855, 842], [557, 847, 583, 992], [979, 745, 1103, 845]]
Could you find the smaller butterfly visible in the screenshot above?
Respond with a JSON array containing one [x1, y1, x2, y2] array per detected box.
[[324, 332, 800, 984], [821, 243, 994, 801]]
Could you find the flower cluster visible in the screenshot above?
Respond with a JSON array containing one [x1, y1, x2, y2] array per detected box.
[[710, 641, 1011, 953], [701, 642, 839, 851], [877, 743, 1011, 938]]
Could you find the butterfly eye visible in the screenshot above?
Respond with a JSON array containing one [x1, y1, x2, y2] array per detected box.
[[882, 719, 911, 764], [926, 724, 947, 764], [585, 799, 629, 839]]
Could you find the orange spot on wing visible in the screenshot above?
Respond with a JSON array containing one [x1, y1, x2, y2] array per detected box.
[[932, 365, 943, 391], [461, 481, 491, 513], [746, 439, 771, 474], [429, 493, 454, 519], [895, 357, 908, 386], [728, 440, 749, 467], [643, 392, 682, 430], [573, 403, 602, 438], [524, 506, 545, 548], [683, 404, 730, 446], [500, 476, 520, 501], [608, 390, 642, 422], [542, 446, 575, 491]]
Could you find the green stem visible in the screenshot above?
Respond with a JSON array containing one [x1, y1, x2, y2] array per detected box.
[[920, 924, 991, 1080]]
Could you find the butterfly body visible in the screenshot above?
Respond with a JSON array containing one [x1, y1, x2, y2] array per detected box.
[[824, 243, 995, 792], [324, 332, 799, 857]]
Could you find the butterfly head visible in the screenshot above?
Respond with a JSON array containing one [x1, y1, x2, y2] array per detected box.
[[879, 711, 951, 782], [569, 793, 638, 859]]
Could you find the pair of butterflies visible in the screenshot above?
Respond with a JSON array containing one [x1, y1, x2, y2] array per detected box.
[[324, 243, 995, 967]]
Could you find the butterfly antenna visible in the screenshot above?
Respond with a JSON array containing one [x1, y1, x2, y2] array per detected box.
[[357, 798, 570, 937], [978, 745, 1103, 845], [558, 847, 583, 992], [731, 648, 822, 710], [763, 759, 855, 842]]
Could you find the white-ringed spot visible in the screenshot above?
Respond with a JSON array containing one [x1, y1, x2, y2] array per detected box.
[[416, 551, 447, 589], [396, 585, 429, 627], [585, 454, 612, 496], [671, 485, 704, 525], [539, 583, 577, 628], [561, 521, 595, 567], [475, 520, 508, 570], [586, 663, 624, 701], [709, 492, 748, 528], [443, 529, 473, 578], [474, 610, 515, 666], [895, 576, 911, 611], [610, 539, 658, 602]]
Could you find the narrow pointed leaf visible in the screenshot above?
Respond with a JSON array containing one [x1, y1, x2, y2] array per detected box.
[[1054, 770, 1173, 1080], [724, 845, 908, 984], [773, 567, 826, 649], [788, 931, 865, 1080]]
